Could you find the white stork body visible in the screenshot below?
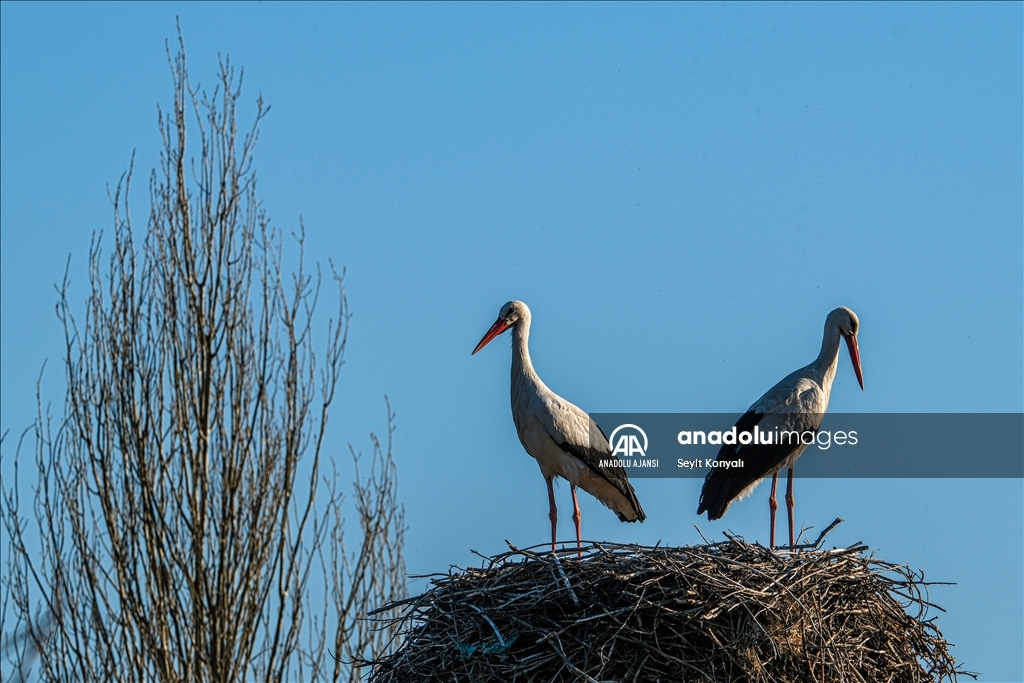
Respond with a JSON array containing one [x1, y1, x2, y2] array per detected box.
[[474, 301, 645, 555], [697, 307, 864, 548]]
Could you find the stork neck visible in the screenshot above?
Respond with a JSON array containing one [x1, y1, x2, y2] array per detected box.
[[510, 314, 554, 421], [510, 317, 538, 383], [811, 321, 843, 393]]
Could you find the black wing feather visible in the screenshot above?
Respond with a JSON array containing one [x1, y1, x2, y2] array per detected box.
[[556, 419, 646, 522], [696, 410, 813, 520]]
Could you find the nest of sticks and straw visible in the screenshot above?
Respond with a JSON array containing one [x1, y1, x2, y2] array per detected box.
[[368, 522, 971, 683]]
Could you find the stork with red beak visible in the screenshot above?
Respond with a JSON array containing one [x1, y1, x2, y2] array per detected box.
[[697, 306, 864, 548], [473, 300, 646, 556]]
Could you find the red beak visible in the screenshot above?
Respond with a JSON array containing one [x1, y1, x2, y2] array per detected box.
[[844, 334, 864, 390], [472, 318, 511, 355]]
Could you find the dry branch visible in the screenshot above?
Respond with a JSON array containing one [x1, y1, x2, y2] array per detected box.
[[1, 29, 405, 683]]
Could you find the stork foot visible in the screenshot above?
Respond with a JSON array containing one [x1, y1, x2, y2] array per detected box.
[[786, 466, 796, 549], [546, 477, 558, 554], [571, 486, 583, 559], [768, 473, 779, 549]]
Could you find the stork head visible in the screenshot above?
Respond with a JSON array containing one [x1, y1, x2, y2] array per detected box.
[[472, 300, 530, 354], [828, 306, 864, 390]]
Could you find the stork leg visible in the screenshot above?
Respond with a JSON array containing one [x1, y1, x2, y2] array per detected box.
[[546, 476, 558, 554], [570, 485, 583, 559], [786, 466, 796, 548], [768, 472, 779, 549]]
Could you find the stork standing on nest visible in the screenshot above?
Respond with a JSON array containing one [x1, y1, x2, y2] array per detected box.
[[473, 301, 646, 556], [697, 306, 864, 548]]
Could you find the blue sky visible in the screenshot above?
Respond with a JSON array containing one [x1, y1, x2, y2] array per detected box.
[[2, 3, 1021, 679]]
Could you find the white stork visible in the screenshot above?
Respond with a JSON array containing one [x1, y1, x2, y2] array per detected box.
[[697, 306, 864, 548], [473, 300, 646, 556]]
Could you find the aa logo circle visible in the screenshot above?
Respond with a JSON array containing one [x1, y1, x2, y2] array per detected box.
[[608, 424, 648, 458]]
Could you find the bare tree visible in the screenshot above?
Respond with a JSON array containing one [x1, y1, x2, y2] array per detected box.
[[1, 35, 405, 683]]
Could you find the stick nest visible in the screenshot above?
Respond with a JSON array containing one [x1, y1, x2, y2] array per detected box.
[[368, 534, 972, 682]]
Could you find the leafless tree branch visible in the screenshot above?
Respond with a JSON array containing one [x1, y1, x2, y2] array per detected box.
[[1, 30, 405, 683]]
